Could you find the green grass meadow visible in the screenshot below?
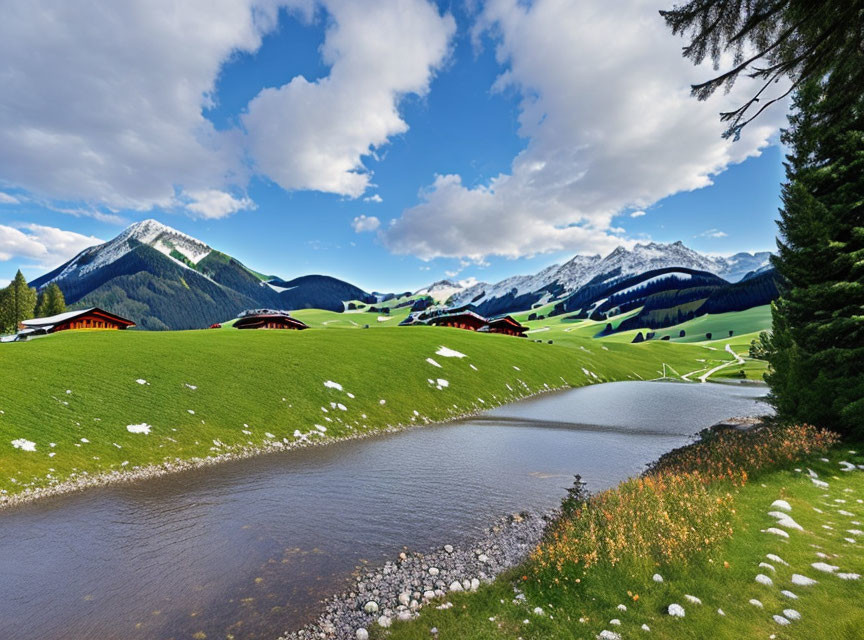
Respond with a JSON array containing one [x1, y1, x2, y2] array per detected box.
[[0, 325, 729, 499]]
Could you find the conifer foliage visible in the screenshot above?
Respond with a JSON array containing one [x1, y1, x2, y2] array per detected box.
[[758, 82, 864, 436], [0, 270, 37, 334]]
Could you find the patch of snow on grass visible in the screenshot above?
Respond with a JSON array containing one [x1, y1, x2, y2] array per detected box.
[[667, 604, 685, 617], [436, 346, 466, 358], [771, 499, 792, 511], [135, 379, 148, 385], [790, 574, 817, 586], [426, 358, 442, 368], [436, 379, 449, 388], [11, 439, 36, 452], [324, 380, 343, 391], [126, 423, 152, 435]]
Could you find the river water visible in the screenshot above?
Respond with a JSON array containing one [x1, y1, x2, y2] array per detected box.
[[0, 381, 769, 640]]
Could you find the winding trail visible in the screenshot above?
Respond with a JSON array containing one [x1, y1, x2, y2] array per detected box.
[[695, 344, 745, 383]]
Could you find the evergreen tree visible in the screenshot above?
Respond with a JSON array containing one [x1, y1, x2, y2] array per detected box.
[[0, 270, 38, 334], [763, 81, 864, 436], [36, 283, 66, 317], [661, 0, 864, 138]]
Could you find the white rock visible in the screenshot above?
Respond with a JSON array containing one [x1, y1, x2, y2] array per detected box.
[[667, 603, 685, 617], [478, 553, 489, 563], [773, 615, 791, 626], [423, 590, 436, 600], [767, 553, 789, 566], [838, 573, 861, 580], [763, 527, 789, 538], [641, 623, 651, 631], [470, 578, 480, 591], [749, 599, 764, 608], [377, 615, 391, 628], [771, 499, 792, 511], [791, 574, 818, 586], [533, 607, 544, 616], [598, 631, 621, 640], [355, 629, 369, 640], [449, 581, 463, 592], [811, 562, 839, 573], [617, 604, 627, 611], [759, 562, 776, 572], [652, 573, 664, 583], [684, 595, 702, 604], [397, 611, 411, 622], [811, 478, 830, 488], [428, 567, 439, 576], [784, 609, 801, 620], [717, 608, 725, 616], [755, 574, 774, 586], [780, 590, 798, 599], [443, 545, 454, 554], [364, 601, 379, 614], [398, 593, 410, 606], [609, 618, 621, 625]]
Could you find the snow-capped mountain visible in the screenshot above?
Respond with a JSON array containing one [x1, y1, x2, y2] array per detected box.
[[446, 241, 771, 315], [30, 220, 375, 329], [414, 279, 484, 303], [45, 219, 212, 284]]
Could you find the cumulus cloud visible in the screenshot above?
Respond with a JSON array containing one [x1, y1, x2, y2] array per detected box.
[[351, 215, 381, 233], [244, 0, 455, 198], [0, 224, 102, 268], [364, 194, 384, 203], [382, 0, 786, 260], [696, 228, 728, 238], [0, 1, 283, 215], [630, 210, 646, 218], [0, 192, 20, 205], [184, 189, 256, 219]]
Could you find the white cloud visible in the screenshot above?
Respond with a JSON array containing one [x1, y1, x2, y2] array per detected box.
[[0, 192, 20, 205], [0, 224, 102, 268], [351, 215, 381, 233], [696, 228, 728, 238], [0, 1, 284, 216], [243, 0, 455, 198], [630, 210, 646, 218], [184, 189, 256, 219], [364, 194, 384, 203], [382, 0, 786, 260]]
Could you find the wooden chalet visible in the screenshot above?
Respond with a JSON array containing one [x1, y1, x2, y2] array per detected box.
[[481, 315, 528, 337], [234, 312, 308, 330], [18, 307, 135, 335], [425, 309, 488, 331]]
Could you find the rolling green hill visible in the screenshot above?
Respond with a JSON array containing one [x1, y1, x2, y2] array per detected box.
[[0, 327, 725, 502]]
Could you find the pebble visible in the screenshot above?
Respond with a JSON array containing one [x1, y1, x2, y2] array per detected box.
[[641, 623, 650, 631], [598, 631, 621, 640], [377, 615, 391, 628], [780, 590, 798, 599], [652, 573, 664, 583], [791, 574, 818, 586], [668, 604, 685, 617], [684, 595, 701, 605], [784, 609, 801, 621], [749, 599, 764, 608], [755, 574, 774, 586], [773, 615, 791, 626], [767, 553, 789, 566], [771, 500, 792, 512], [355, 629, 368, 640]]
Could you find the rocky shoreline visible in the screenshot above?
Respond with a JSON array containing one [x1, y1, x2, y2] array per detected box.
[[0, 383, 573, 511], [279, 510, 555, 640]]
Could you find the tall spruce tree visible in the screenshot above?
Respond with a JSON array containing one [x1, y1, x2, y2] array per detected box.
[[762, 81, 864, 436], [0, 270, 37, 334], [35, 283, 66, 317]]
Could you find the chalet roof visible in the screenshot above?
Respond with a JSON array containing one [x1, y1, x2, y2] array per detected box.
[[20, 307, 135, 328], [21, 308, 97, 327]]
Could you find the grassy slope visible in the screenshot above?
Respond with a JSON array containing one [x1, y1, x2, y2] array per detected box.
[[0, 327, 721, 498], [381, 445, 864, 640]]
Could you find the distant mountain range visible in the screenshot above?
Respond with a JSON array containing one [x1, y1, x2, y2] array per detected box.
[[29, 220, 773, 330]]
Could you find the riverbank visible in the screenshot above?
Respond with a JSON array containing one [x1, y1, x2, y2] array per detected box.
[[285, 424, 862, 640], [0, 327, 724, 507]]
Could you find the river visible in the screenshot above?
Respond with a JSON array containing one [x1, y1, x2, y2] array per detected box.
[[0, 381, 769, 640]]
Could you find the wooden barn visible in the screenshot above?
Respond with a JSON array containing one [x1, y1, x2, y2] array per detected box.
[[234, 312, 308, 330], [18, 307, 135, 336], [481, 315, 528, 337], [425, 309, 488, 331]]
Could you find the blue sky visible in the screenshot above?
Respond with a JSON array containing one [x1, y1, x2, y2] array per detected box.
[[0, 0, 789, 292]]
